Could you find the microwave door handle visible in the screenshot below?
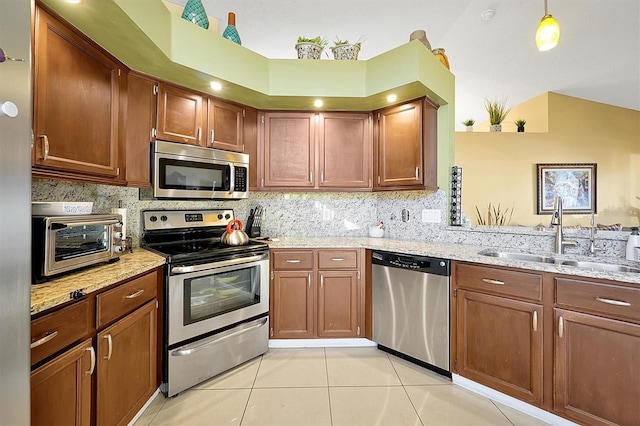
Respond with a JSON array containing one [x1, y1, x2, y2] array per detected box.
[[58, 219, 120, 228], [229, 164, 235, 194]]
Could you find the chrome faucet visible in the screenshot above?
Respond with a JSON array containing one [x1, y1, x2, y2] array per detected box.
[[550, 195, 578, 254], [588, 212, 601, 256]]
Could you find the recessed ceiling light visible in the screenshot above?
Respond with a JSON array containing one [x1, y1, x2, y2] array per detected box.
[[209, 81, 222, 91], [386, 94, 397, 103], [314, 99, 323, 107], [65, 0, 83, 4]]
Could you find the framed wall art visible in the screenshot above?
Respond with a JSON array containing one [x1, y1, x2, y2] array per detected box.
[[536, 163, 597, 215]]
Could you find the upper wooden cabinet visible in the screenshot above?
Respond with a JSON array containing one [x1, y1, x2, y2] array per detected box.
[[374, 98, 438, 191], [260, 111, 372, 191], [33, 6, 122, 182], [156, 83, 204, 146], [206, 99, 244, 152]]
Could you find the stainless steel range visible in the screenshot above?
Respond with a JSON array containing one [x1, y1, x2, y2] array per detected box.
[[141, 209, 269, 397]]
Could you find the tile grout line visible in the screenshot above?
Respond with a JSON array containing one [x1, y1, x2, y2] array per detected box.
[[387, 353, 426, 426], [490, 399, 517, 426], [323, 348, 335, 426], [239, 354, 264, 425]]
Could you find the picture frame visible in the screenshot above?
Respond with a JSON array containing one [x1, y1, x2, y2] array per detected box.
[[536, 163, 597, 215]]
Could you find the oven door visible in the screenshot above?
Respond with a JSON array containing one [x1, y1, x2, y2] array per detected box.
[[167, 253, 269, 345]]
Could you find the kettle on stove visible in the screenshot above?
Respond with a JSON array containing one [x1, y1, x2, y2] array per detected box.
[[220, 219, 249, 246]]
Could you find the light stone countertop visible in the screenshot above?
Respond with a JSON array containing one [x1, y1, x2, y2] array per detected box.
[[31, 248, 166, 315], [266, 237, 640, 286]]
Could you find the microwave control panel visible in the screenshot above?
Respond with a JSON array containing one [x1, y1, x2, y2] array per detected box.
[[234, 167, 247, 192]]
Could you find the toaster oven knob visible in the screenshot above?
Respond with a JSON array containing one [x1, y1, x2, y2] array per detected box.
[[114, 246, 124, 252], [114, 232, 123, 238], [149, 215, 158, 222], [161, 215, 168, 222]]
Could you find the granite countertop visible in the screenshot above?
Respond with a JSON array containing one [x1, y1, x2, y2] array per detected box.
[[266, 237, 640, 286], [31, 248, 166, 315]]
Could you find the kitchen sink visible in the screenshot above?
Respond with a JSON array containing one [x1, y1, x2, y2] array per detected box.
[[559, 260, 640, 274], [478, 249, 556, 264]]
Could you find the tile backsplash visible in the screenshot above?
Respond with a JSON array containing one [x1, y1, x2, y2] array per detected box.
[[32, 178, 629, 258]]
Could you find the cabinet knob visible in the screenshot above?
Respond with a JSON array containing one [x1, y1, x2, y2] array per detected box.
[[0, 101, 18, 117]]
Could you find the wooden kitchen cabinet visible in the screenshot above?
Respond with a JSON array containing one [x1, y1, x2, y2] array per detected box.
[[206, 98, 244, 152], [270, 248, 363, 339], [452, 262, 544, 406], [373, 98, 438, 191], [33, 5, 122, 183], [31, 338, 93, 426], [124, 72, 157, 188], [260, 112, 372, 191], [97, 299, 157, 426], [156, 83, 204, 146]]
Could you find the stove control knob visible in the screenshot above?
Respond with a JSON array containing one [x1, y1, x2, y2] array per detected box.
[[149, 216, 158, 222], [217, 214, 223, 220], [225, 213, 231, 219], [161, 215, 168, 222]]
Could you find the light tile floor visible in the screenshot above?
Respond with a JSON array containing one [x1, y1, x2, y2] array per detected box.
[[134, 347, 549, 426]]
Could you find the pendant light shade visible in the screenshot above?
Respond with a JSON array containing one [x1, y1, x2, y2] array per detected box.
[[535, 0, 560, 51]]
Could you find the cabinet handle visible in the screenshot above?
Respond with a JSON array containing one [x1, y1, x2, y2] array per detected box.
[[286, 259, 301, 263], [558, 316, 564, 338], [320, 274, 324, 289], [125, 289, 144, 299], [197, 127, 201, 142], [261, 178, 264, 187], [103, 334, 112, 360], [40, 134, 49, 160], [308, 273, 311, 289], [310, 172, 313, 183], [532, 311, 538, 332], [320, 171, 324, 183], [481, 278, 505, 285], [415, 166, 419, 180], [595, 297, 631, 307], [210, 129, 215, 143], [331, 258, 345, 262], [30, 330, 58, 349], [86, 347, 96, 376]]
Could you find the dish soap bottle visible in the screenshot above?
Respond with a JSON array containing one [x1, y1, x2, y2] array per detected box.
[[627, 227, 640, 261]]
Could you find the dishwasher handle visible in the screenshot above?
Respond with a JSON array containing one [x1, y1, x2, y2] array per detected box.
[[371, 250, 450, 276]]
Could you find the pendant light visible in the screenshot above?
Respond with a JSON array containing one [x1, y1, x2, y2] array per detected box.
[[535, 0, 560, 51]]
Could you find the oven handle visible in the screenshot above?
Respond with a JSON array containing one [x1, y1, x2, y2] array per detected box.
[[171, 254, 268, 275], [170, 317, 268, 357]]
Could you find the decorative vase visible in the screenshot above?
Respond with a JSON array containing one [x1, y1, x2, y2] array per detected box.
[[490, 124, 502, 132], [465, 125, 473, 132], [431, 48, 450, 69], [181, 0, 209, 29], [409, 30, 432, 51], [295, 43, 323, 60], [517, 126, 525, 132], [222, 12, 241, 45], [331, 44, 360, 60]]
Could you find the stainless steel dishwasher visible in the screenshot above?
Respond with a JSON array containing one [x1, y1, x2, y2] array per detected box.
[[372, 250, 451, 377]]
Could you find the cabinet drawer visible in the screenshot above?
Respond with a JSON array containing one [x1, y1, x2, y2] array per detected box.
[[556, 277, 640, 322], [31, 299, 91, 366], [96, 271, 157, 328], [317, 249, 359, 269], [455, 263, 542, 302], [272, 250, 314, 270]]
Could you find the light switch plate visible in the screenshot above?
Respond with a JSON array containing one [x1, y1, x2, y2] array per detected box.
[[422, 209, 441, 223]]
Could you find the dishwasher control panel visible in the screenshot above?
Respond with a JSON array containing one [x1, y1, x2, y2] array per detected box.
[[372, 251, 450, 276]]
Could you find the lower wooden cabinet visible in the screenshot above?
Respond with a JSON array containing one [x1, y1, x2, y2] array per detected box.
[[554, 308, 640, 426], [455, 289, 543, 406], [270, 248, 363, 339], [97, 300, 157, 426], [31, 338, 93, 426]]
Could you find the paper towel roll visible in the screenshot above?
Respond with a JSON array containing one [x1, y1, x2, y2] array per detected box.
[[111, 207, 127, 240]]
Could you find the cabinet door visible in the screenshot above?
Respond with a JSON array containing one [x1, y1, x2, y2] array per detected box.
[[31, 338, 93, 426], [271, 271, 314, 338], [262, 112, 315, 188], [96, 300, 157, 426], [318, 113, 372, 189], [207, 99, 244, 152], [554, 309, 640, 426], [375, 99, 423, 188], [33, 7, 120, 178], [244, 107, 259, 189], [156, 83, 204, 146], [124, 73, 157, 188], [317, 270, 359, 338], [456, 290, 543, 406]]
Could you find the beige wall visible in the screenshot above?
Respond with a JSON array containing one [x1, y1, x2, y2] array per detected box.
[[455, 92, 640, 227]]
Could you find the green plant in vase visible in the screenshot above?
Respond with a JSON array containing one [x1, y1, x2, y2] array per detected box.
[[295, 36, 328, 60], [462, 119, 475, 132], [484, 98, 510, 132], [329, 38, 363, 60], [514, 119, 527, 132]]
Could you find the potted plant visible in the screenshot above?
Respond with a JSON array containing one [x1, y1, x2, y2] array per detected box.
[[484, 98, 510, 132], [462, 119, 475, 132], [295, 36, 327, 60], [515, 119, 527, 132], [330, 38, 362, 60]]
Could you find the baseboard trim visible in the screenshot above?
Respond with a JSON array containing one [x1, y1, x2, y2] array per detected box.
[[452, 374, 578, 426], [268, 338, 377, 348], [127, 387, 161, 426]]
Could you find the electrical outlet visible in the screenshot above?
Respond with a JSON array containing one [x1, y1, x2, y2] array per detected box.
[[322, 209, 334, 221], [422, 209, 441, 223]]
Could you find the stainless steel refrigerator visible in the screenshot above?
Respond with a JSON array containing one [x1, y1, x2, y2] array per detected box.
[[0, 0, 32, 424]]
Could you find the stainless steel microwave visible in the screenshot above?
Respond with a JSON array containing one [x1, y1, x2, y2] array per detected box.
[[140, 140, 249, 200], [32, 214, 125, 283]]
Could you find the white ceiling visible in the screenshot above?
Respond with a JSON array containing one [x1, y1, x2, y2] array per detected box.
[[169, 0, 640, 129]]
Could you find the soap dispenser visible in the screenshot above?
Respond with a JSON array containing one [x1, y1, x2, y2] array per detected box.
[[627, 227, 640, 261]]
